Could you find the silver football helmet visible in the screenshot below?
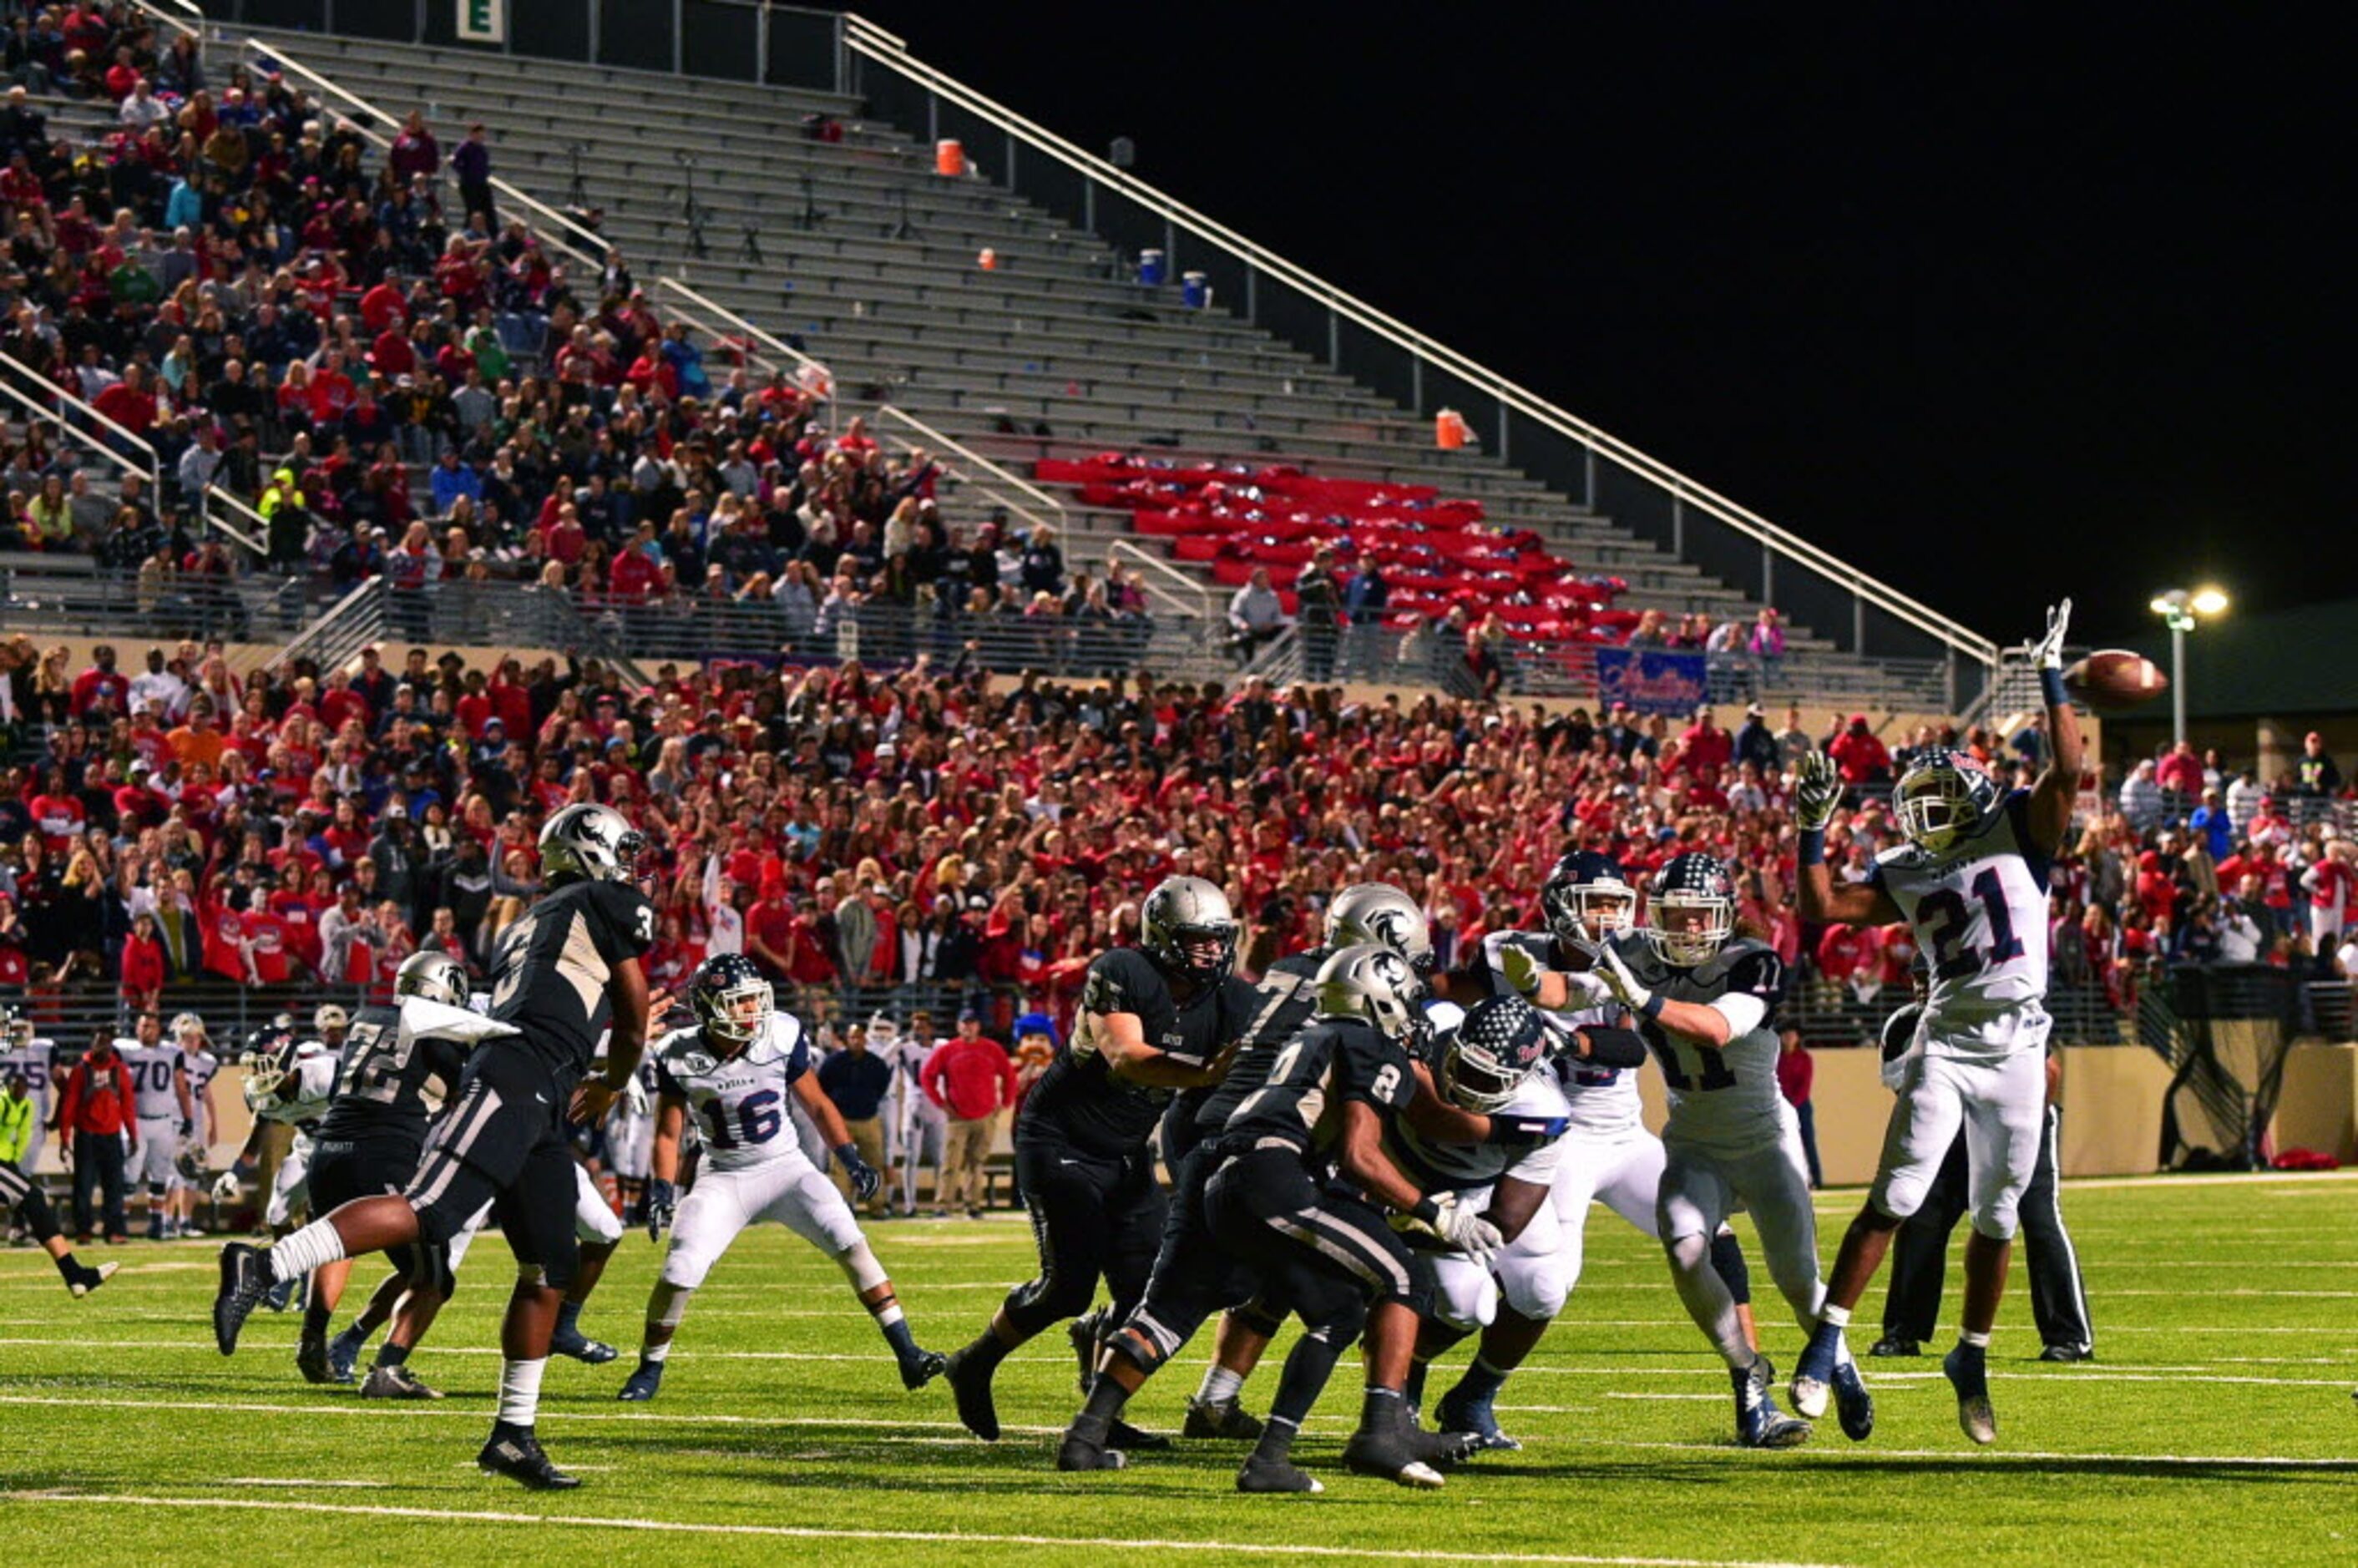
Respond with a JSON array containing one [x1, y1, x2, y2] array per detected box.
[[1313, 943, 1429, 1044], [1325, 883, 1435, 975], [1141, 875, 1240, 983], [540, 801, 649, 884], [396, 950, 471, 1009]]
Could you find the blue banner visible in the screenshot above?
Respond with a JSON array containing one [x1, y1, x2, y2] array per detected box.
[[1593, 647, 1709, 715]]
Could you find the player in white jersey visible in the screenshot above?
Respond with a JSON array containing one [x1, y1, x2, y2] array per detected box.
[[2, 1014, 60, 1181], [117, 1011, 194, 1240], [1571, 852, 1858, 1448], [170, 1014, 221, 1237], [1398, 993, 1647, 1450], [602, 1054, 661, 1222], [1793, 599, 2083, 1445], [885, 1010, 948, 1215], [231, 1023, 339, 1315], [615, 955, 946, 1401]]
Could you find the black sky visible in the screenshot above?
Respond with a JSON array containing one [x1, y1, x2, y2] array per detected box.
[[843, 4, 2348, 642]]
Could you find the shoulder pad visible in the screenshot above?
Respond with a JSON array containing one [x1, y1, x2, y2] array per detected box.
[[745, 1012, 803, 1066]]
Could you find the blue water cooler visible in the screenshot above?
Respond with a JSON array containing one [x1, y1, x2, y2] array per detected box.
[[1138, 247, 1166, 286]]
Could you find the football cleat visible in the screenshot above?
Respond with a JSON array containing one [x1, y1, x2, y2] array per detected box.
[[944, 1346, 1001, 1441], [1869, 1335, 1920, 1358], [1944, 1343, 1997, 1444], [550, 1328, 620, 1365], [1789, 1321, 1843, 1419], [1054, 1414, 1128, 1473], [68, 1261, 118, 1298], [1734, 1358, 1812, 1449], [361, 1364, 443, 1400], [326, 1329, 366, 1384], [1183, 1395, 1266, 1440], [212, 1242, 271, 1354], [1066, 1309, 1108, 1393], [616, 1359, 665, 1403], [296, 1330, 347, 1385], [262, 1273, 301, 1314], [1236, 1453, 1323, 1495], [477, 1429, 580, 1490], [1340, 1422, 1448, 1490], [1106, 1416, 1170, 1453], [1434, 1383, 1521, 1453], [2037, 1343, 2093, 1363], [1830, 1357, 1875, 1441], [898, 1346, 948, 1391]]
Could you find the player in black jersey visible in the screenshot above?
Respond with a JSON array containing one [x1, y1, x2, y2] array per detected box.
[[944, 876, 1252, 1449], [1197, 946, 1492, 1493], [215, 803, 657, 1490], [1055, 883, 1435, 1470], [291, 953, 508, 1390]]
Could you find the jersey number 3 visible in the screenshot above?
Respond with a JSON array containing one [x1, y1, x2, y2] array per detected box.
[[1919, 868, 2025, 981]]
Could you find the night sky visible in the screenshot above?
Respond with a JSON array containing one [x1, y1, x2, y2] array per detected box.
[[844, 3, 2345, 645]]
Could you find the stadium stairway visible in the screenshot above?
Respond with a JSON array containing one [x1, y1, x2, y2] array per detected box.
[[228, 27, 1941, 701]]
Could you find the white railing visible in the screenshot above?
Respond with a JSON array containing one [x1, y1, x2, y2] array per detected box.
[[840, 13, 1996, 675], [202, 484, 269, 555], [0, 352, 164, 499], [655, 277, 835, 394], [126, 0, 202, 42], [871, 404, 1065, 538]]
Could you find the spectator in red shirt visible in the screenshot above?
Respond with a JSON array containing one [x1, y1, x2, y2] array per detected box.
[[921, 1010, 1018, 1218], [69, 644, 129, 719], [120, 912, 166, 1009], [53, 1034, 137, 1242], [1677, 706, 1733, 776], [91, 363, 158, 438], [2155, 741, 2205, 804], [1828, 714, 1892, 785], [1778, 1028, 1820, 1188]]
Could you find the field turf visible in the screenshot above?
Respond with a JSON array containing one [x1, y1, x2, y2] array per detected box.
[[3, 1171, 2354, 1566]]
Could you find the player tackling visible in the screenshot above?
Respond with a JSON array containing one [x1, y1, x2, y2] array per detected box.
[[1791, 599, 2082, 1444]]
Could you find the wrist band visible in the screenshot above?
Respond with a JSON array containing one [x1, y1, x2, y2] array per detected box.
[[1411, 1196, 1440, 1226], [2041, 667, 2069, 706], [1799, 828, 1826, 867], [1637, 994, 1665, 1020]]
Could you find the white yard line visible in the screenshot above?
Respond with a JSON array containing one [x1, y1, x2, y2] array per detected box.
[[0, 1492, 1861, 1568]]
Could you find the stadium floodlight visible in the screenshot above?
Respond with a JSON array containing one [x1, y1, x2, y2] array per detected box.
[[2148, 585, 2229, 746]]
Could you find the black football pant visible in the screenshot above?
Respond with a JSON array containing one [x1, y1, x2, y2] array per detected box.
[[1111, 1139, 1282, 1375], [1002, 1136, 1165, 1339], [1880, 1105, 2092, 1353], [1, 1161, 62, 1243], [70, 1130, 128, 1239], [402, 1046, 584, 1290], [312, 1134, 453, 1292]]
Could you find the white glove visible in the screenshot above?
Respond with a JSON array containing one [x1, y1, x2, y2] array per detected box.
[[2032, 597, 2073, 670], [1595, 943, 1654, 1015], [210, 1170, 241, 1203], [1427, 1191, 1503, 1267], [1500, 944, 1545, 999], [1794, 750, 1842, 832]]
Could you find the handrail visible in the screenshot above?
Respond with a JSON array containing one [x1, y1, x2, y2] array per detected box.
[[237, 34, 608, 273], [872, 405, 1065, 518], [655, 277, 834, 391], [841, 16, 1995, 669], [201, 483, 269, 556], [0, 352, 164, 498], [0, 376, 152, 493], [124, 0, 201, 42], [1109, 539, 1212, 621], [267, 578, 382, 674]]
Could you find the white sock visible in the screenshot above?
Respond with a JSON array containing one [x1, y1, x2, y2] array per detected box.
[[270, 1219, 347, 1282], [498, 1357, 547, 1428], [872, 1300, 906, 1328], [1961, 1329, 1991, 1349], [1819, 1303, 1851, 1329], [1197, 1365, 1245, 1404]]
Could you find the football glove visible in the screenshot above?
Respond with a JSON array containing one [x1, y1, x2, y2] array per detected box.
[[1794, 751, 1843, 832], [643, 1176, 676, 1242], [210, 1170, 241, 1204], [835, 1143, 881, 1203], [1429, 1191, 1504, 1267], [2032, 597, 2073, 670], [1594, 942, 1654, 1016], [1500, 943, 1546, 999]]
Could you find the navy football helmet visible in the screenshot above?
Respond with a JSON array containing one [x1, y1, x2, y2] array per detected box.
[[1440, 994, 1551, 1113], [691, 953, 773, 1051], [1647, 852, 1735, 968], [1540, 850, 1637, 949]]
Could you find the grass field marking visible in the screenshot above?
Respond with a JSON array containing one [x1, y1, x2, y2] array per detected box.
[[0, 1491, 1865, 1568], [1611, 1440, 2358, 1469]]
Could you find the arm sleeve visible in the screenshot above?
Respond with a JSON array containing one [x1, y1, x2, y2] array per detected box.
[[1577, 1026, 1651, 1069]]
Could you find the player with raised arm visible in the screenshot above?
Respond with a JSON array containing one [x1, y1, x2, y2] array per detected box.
[[214, 802, 657, 1490], [1561, 852, 1855, 1447], [1789, 600, 2082, 1444], [291, 953, 518, 1394], [1055, 883, 1435, 1470], [944, 876, 1252, 1449], [1465, 851, 1759, 1446], [614, 953, 943, 1401], [1201, 944, 1492, 1493]]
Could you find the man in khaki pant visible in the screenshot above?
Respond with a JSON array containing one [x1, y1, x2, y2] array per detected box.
[[815, 1021, 895, 1218], [920, 1009, 1017, 1219]]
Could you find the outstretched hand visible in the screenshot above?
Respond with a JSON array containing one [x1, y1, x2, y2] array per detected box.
[[2032, 598, 2073, 670]]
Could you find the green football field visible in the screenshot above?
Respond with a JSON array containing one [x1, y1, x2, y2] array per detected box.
[[4, 1171, 2354, 1567]]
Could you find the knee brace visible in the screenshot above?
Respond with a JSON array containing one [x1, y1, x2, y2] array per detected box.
[[1228, 1297, 1285, 1341], [649, 1279, 694, 1330], [1107, 1313, 1176, 1378], [833, 1238, 890, 1294], [1709, 1227, 1753, 1308]]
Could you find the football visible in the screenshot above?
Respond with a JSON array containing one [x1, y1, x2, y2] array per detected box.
[[2064, 649, 2170, 710]]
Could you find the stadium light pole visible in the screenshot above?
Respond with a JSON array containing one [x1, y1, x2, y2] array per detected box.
[[2148, 585, 2229, 748]]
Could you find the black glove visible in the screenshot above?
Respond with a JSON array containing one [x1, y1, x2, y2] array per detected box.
[[643, 1176, 676, 1242], [835, 1141, 880, 1202], [179, 1118, 194, 1138]]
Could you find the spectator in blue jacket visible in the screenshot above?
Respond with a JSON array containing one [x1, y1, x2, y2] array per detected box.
[[2188, 787, 2234, 861], [430, 448, 483, 515]]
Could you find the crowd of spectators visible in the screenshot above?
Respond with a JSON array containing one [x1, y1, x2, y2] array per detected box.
[[3, 616, 2355, 1060]]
